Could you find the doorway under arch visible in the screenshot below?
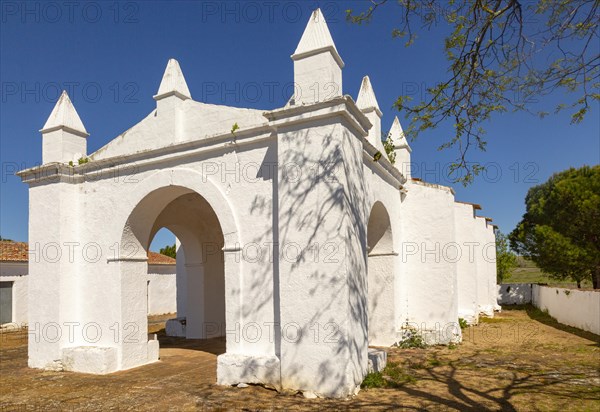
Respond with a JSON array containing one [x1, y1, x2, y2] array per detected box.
[[119, 186, 229, 367], [366, 201, 396, 346]]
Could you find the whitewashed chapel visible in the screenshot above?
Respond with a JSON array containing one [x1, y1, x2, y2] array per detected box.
[[18, 9, 498, 398]]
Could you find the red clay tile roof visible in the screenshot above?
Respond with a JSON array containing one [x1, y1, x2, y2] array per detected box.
[[0, 241, 175, 265], [0, 241, 28, 262], [147, 251, 176, 265]]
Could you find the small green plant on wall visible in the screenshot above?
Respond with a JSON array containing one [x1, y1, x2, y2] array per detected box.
[[383, 132, 396, 165]]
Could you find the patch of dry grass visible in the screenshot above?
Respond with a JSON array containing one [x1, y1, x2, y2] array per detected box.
[[1, 310, 599, 411]]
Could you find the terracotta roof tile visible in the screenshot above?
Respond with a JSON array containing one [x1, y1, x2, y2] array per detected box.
[[148, 251, 176, 265], [0, 241, 28, 262], [0, 241, 175, 265]]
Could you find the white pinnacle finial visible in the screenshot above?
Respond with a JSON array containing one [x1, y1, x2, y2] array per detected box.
[[154, 58, 192, 101], [292, 8, 344, 68], [356, 76, 381, 117], [390, 116, 411, 152], [40, 90, 88, 136]]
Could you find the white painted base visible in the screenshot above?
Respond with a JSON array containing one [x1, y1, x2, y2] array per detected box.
[[60, 340, 158, 375], [217, 353, 281, 390], [28, 358, 64, 371], [147, 338, 160, 362], [62, 346, 118, 374], [478, 305, 495, 317], [367, 348, 387, 373], [458, 309, 479, 325]]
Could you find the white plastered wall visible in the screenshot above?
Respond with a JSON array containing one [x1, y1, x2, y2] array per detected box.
[[485, 224, 500, 311], [292, 52, 342, 104], [42, 129, 87, 164], [26, 177, 80, 370], [497, 283, 533, 305], [366, 202, 396, 347], [475, 217, 494, 316], [146, 264, 176, 316], [0, 260, 175, 325], [362, 158, 404, 347], [400, 180, 461, 344], [275, 115, 368, 398], [533, 286, 600, 335], [453, 204, 480, 324], [25, 136, 278, 375], [175, 239, 187, 318]]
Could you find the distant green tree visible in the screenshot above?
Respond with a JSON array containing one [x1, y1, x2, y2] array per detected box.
[[159, 244, 176, 259], [510, 165, 600, 289], [496, 231, 517, 283], [0, 236, 12, 242]]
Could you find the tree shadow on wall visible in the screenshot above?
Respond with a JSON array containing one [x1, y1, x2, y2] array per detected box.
[[235, 116, 371, 394]]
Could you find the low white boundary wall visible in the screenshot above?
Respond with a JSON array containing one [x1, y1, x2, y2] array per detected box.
[[147, 264, 177, 316], [532, 286, 600, 336], [497, 283, 532, 306], [499, 283, 600, 335]]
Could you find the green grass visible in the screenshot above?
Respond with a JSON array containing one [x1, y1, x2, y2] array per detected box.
[[479, 316, 506, 324], [361, 372, 387, 389], [361, 362, 418, 389], [505, 257, 593, 288], [504, 304, 600, 344]]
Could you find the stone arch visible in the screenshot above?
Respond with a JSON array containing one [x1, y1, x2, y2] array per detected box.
[[118, 168, 240, 258], [366, 200, 396, 346], [114, 168, 242, 370]]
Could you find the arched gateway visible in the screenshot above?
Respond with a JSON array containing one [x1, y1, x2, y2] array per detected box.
[[18, 9, 497, 398]]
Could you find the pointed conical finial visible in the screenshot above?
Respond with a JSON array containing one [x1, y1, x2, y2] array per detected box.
[[154, 58, 192, 101], [40, 90, 88, 137], [356, 76, 381, 117], [292, 8, 344, 68], [390, 116, 411, 152]]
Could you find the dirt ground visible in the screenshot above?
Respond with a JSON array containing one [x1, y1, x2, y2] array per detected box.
[[1, 307, 598, 411]]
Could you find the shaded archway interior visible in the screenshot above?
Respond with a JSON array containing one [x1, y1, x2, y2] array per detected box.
[[366, 201, 396, 346], [123, 186, 226, 343]]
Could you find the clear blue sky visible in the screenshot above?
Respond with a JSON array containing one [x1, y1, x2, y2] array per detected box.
[[1, 1, 598, 250]]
